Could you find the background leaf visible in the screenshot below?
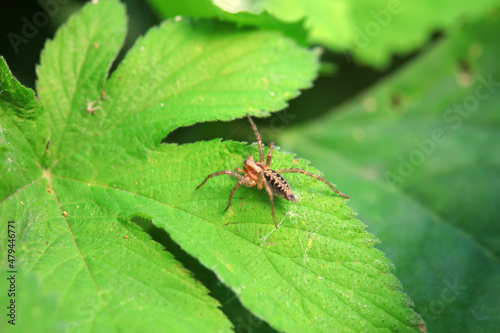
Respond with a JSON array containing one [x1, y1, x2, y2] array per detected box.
[[279, 13, 500, 332], [145, 0, 500, 67]]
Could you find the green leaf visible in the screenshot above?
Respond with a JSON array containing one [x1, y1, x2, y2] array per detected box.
[[0, 57, 47, 199], [56, 139, 425, 332], [279, 13, 500, 332], [0, 0, 425, 332], [337, 0, 500, 67], [145, 0, 500, 67], [145, 0, 308, 45], [36, 0, 127, 164]]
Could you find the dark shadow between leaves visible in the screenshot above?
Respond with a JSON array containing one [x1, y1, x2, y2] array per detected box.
[[129, 215, 278, 333]]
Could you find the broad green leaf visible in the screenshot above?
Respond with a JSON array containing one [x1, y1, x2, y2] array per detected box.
[[279, 13, 500, 332], [0, 0, 425, 332], [55, 139, 424, 332], [146, 0, 500, 67]]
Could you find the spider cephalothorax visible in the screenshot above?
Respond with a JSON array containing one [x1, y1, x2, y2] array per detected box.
[[196, 114, 349, 228]]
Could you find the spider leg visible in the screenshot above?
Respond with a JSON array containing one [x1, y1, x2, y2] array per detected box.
[[247, 114, 265, 163], [275, 168, 350, 199], [196, 170, 245, 189], [260, 172, 278, 228], [256, 171, 263, 190], [266, 141, 274, 168], [225, 180, 244, 211]]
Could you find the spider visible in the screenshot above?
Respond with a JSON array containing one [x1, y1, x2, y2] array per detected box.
[[196, 114, 349, 228]]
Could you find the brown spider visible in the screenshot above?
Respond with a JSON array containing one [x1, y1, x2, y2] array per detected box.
[[196, 114, 349, 228]]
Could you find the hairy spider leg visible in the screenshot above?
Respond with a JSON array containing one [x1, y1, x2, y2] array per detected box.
[[275, 168, 350, 199], [196, 170, 245, 189], [256, 169, 264, 190], [196, 170, 253, 211], [225, 180, 244, 211], [266, 141, 274, 168], [259, 173, 278, 228], [247, 114, 265, 163]]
